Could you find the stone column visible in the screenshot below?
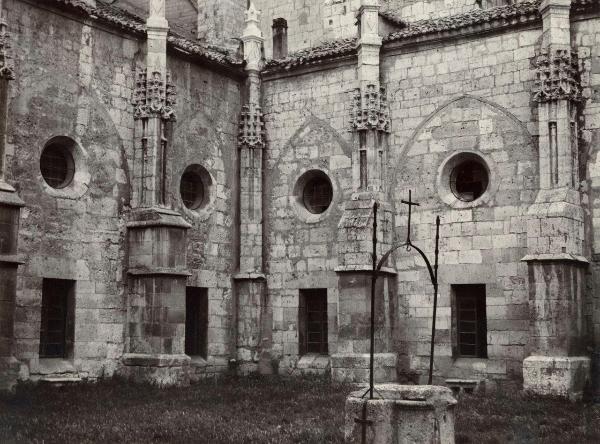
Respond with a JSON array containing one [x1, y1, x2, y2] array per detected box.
[[332, 0, 397, 383], [234, 3, 271, 375], [522, 0, 590, 400], [0, 0, 25, 393], [120, 0, 192, 386]]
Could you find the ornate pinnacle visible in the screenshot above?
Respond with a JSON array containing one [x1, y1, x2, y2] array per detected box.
[[349, 84, 390, 133], [239, 104, 265, 148], [0, 15, 15, 80], [131, 68, 177, 121], [532, 48, 582, 103]]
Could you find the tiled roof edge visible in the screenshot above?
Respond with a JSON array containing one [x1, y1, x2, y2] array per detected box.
[[572, 0, 600, 12], [383, 0, 542, 43], [378, 10, 408, 29], [263, 37, 358, 73]]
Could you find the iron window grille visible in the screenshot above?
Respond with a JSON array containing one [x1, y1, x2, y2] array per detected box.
[[302, 177, 333, 214], [299, 289, 328, 355], [180, 170, 205, 210], [454, 284, 488, 358], [39, 279, 75, 359], [40, 144, 75, 189]]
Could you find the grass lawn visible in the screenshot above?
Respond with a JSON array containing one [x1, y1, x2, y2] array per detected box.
[[0, 376, 598, 443]]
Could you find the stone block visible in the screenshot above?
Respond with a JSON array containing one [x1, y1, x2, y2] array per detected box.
[[523, 356, 590, 401], [331, 353, 397, 383]]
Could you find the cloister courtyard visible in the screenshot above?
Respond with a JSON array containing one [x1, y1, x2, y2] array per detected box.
[[0, 376, 599, 443]]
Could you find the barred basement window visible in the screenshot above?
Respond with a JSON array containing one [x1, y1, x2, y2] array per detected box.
[[450, 159, 489, 202], [299, 289, 328, 355], [40, 142, 75, 189], [180, 170, 205, 210], [453, 284, 487, 358], [303, 175, 333, 214], [39, 279, 75, 359]]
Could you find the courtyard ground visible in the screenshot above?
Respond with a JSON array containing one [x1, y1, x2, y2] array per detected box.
[[0, 375, 598, 443]]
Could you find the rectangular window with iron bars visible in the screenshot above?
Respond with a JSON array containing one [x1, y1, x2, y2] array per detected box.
[[452, 284, 488, 359]]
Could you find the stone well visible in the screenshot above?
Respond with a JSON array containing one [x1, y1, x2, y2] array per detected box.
[[345, 384, 457, 444]]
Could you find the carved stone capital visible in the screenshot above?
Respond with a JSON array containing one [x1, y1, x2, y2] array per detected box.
[[131, 68, 177, 121], [532, 48, 582, 104], [349, 84, 390, 133], [239, 104, 265, 148]]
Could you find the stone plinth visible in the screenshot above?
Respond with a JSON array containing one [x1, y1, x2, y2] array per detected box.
[[332, 353, 397, 383], [523, 356, 590, 401], [123, 207, 192, 386], [120, 353, 191, 386], [345, 384, 456, 444]]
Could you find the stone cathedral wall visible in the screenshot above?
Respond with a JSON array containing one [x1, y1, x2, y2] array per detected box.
[[260, 8, 600, 387], [382, 27, 543, 385], [4, 0, 241, 380], [262, 64, 357, 373]]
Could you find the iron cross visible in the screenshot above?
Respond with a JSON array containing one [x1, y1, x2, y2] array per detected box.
[[354, 402, 372, 444], [401, 189, 420, 244]]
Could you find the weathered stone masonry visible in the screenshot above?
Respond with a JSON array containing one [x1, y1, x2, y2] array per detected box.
[[0, 0, 599, 401]]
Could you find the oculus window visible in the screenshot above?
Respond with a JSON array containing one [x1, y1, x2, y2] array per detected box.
[[40, 141, 75, 189], [302, 174, 333, 214], [450, 159, 489, 202]]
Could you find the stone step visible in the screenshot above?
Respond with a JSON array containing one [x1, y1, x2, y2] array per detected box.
[[38, 376, 83, 387]]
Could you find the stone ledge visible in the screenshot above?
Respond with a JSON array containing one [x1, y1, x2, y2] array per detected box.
[[126, 207, 192, 229], [521, 253, 589, 264], [122, 353, 191, 368], [233, 272, 266, 281], [334, 266, 397, 275], [0, 254, 25, 265], [127, 267, 192, 277], [0, 189, 25, 207]]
